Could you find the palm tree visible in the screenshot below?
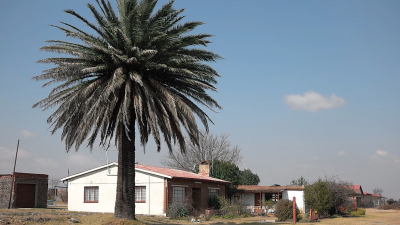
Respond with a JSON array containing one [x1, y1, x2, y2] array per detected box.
[[33, 0, 221, 220]]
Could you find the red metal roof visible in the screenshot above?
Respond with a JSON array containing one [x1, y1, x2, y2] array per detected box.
[[237, 185, 304, 192], [348, 185, 362, 194], [135, 164, 230, 184], [364, 192, 385, 198]]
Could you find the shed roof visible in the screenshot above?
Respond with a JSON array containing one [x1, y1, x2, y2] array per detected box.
[[364, 192, 385, 198], [237, 185, 304, 192], [348, 185, 364, 195]]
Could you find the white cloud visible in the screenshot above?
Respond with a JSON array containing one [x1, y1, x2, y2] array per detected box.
[[32, 158, 59, 168], [312, 156, 319, 161], [21, 129, 35, 137], [376, 150, 388, 156], [337, 151, 347, 156], [283, 91, 346, 112], [368, 150, 398, 164]]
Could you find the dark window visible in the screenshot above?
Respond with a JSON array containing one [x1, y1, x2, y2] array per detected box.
[[265, 193, 282, 202], [135, 186, 146, 202], [173, 186, 186, 202], [84, 186, 99, 203], [209, 189, 219, 198]]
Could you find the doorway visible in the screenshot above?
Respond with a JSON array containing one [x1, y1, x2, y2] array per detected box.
[[192, 188, 201, 211], [16, 184, 35, 208]]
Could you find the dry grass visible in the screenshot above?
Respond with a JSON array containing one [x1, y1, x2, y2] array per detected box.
[[0, 208, 399, 224]]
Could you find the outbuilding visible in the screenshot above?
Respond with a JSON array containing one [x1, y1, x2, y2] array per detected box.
[[61, 161, 230, 215], [235, 185, 305, 213], [0, 172, 48, 208]]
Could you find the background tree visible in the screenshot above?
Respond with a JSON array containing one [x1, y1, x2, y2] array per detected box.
[[304, 179, 331, 218], [290, 175, 308, 186], [323, 175, 354, 214], [239, 168, 260, 185], [33, 0, 221, 220], [211, 160, 240, 196], [373, 187, 384, 196], [161, 131, 242, 173]]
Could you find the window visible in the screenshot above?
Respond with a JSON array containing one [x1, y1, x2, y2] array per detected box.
[[84, 186, 99, 203], [172, 186, 186, 202], [135, 186, 146, 203], [265, 192, 282, 202], [209, 188, 219, 198]]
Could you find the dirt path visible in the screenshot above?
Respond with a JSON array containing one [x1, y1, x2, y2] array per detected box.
[[0, 208, 399, 224]]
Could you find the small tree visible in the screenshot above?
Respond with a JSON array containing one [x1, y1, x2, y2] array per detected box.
[[324, 175, 354, 214], [240, 169, 260, 185], [290, 176, 308, 186], [161, 132, 242, 173], [212, 160, 240, 196], [304, 179, 331, 218], [373, 187, 383, 196]]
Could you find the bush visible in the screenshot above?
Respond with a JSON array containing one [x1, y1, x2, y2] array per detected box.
[[304, 180, 331, 218], [275, 199, 300, 221], [349, 208, 366, 217], [382, 203, 400, 210], [167, 200, 192, 219], [208, 195, 221, 209], [215, 196, 249, 219]]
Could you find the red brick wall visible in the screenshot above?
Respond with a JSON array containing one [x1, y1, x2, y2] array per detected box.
[[166, 178, 227, 212]]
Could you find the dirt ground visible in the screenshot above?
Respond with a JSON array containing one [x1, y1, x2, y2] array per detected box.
[[0, 208, 399, 225]]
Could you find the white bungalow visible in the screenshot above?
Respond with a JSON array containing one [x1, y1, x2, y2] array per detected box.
[[61, 161, 229, 215], [235, 185, 305, 213]]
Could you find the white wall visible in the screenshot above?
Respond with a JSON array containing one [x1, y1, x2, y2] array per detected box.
[[283, 190, 305, 212], [242, 193, 254, 207], [68, 165, 118, 213], [134, 170, 165, 215], [67, 165, 166, 215]]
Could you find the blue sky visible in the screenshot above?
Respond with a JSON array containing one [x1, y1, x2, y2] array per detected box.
[[0, 1, 399, 199]]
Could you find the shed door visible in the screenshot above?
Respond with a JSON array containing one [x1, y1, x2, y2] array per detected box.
[[16, 184, 35, 208]]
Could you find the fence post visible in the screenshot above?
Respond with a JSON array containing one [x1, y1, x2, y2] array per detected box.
[[293, 196, 296, 224]]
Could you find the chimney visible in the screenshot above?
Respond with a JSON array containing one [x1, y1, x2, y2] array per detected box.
[[198, 160, 210, 177]]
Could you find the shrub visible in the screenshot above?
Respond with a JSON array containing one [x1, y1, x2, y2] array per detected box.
[[304, 179, 331, 218], [217, 196, 249, 219], [382, 203, 400, 210], [349, 208, 366, 217], [208, 195, 221, 209], [260, 199, 275, 214], [167, 200, 192, 219], [275, 199, 300, 221]]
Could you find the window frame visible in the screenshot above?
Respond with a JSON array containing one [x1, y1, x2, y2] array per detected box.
[[208, 188, 219, 198], [135, 186, 146, 203], [84, 186, 99, 203], [265, 192, 282, 202], [172, 186, 186, 203]]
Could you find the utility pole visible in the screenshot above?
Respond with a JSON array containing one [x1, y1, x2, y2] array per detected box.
[[8, 140, 19, 209]]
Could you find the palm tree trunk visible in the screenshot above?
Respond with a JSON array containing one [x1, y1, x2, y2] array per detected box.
[[114, 122, 136, 220]]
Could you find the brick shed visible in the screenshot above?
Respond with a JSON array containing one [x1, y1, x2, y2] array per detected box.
[[0, 173, 48, 208]]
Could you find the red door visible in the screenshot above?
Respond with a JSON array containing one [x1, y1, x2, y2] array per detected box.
[[255, 193, 261, 206], [16, 184, 35, 208]]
